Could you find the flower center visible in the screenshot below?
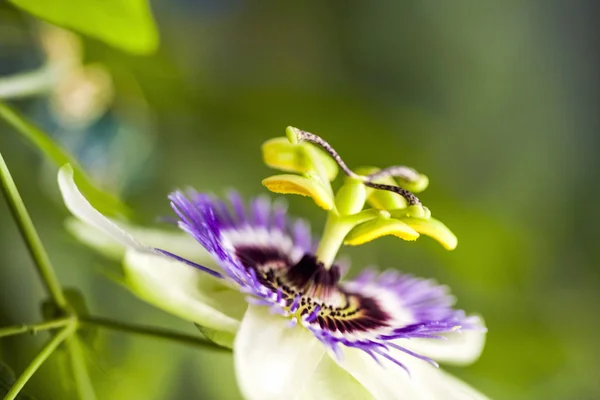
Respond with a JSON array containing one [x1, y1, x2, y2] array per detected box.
[[235, 245, 391, 334]]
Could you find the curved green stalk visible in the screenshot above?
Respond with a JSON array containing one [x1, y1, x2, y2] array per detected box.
[[80, 316, 229, 352], [0, 67, 56, 99], [315, 214, 354, 267], [65, 335, 97, 400], [315, 209, 380, 268], [0, 151, 68, 309], [4, 323, 76, 400], [0, 317, 74, 339]]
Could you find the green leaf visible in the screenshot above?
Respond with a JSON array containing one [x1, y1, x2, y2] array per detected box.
[[0, 102, 130, 217], [9, 0, 158, 54]]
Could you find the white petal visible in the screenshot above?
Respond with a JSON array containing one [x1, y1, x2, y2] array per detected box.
[[66, 217, 218, 267], [234, 305, 325, 400], [337, 347, 489, 400], [299, 356, 374, 400], [124, 249, 246, 333], [401, 319, 487, 366], [58, 164, 143, 250], [65, 217, 127, 260], [334, 348, 424, 400], [411, 363, 489, 400]]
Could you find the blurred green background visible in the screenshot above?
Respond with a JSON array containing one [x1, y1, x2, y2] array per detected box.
[[1, 1, 600, 399]]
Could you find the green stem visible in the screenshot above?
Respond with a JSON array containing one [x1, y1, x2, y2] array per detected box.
[[315, 209, 380, 268], [79, 316, 228, 351], [0, 101, 71, 167], [0, 152, 68, 309], [4, 324, 75, 400], [65, 336, 97, 400], [0, 317, 74, 339], [0, 67, 56, 99], [315, 214, 353, 268]]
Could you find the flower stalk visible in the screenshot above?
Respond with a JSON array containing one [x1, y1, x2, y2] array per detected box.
[[3, 323, 76, 400], [1, 146, 230, 399], [0, 317, 75, 339], [79, 316, 229, 351], [315, 198, 379, 267], [0, 66, 57, 99], [0, 152, 69, 310], [65, 335, 98, 400], [315, 214, 353, 267]]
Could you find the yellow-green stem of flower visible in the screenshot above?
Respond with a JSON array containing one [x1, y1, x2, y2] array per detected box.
[[0, 317, 75, 339], [315, 178, 377, 268], [0, 66, 57, 99], [79, 316, 229, 351], [315, 209, 380, 268], [4, 323, 76, 400], [0, 151, 68, 309], [65, 335, 97, 400], [315, 214, 353, 268]]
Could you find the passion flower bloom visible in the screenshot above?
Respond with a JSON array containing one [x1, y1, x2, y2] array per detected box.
[[58, 128, 488, 399], [58, 176, 487, 400]]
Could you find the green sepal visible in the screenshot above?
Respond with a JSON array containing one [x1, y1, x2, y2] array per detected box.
[[344, 215, 419, 246], [262, 137, 338, 181], [262, 173, 335, 210], [195, 323, 235, 349]]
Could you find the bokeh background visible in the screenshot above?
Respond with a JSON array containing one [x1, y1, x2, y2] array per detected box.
[[1, 1, 600, 399]]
